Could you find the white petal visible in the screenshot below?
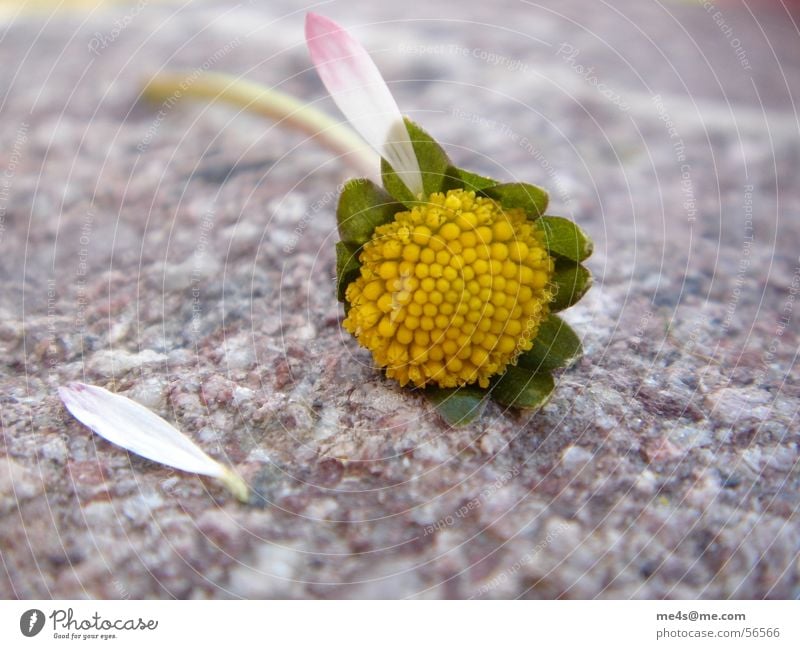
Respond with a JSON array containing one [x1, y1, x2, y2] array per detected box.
[[306, 12, 423, 196], [58, 382, 248, 500]]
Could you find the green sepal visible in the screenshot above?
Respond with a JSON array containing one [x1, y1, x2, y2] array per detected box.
[[491, 366, 555, 410], [536, 216, 593, 262], [481, 182, 548, 220], [381, 118, 451, 206], [335, 241, 361, 303], [549, 261, 592, 312], [443, 165, 499, 192], [518, 314, 583, 372], [336, 179, 402, 246], [427, 386, 487, 426]]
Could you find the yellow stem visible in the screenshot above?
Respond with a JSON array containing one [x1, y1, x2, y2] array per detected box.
[[141, 71, 376, 178]]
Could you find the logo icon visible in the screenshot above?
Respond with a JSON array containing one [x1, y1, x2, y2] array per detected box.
[[20, 609, 45, 637]]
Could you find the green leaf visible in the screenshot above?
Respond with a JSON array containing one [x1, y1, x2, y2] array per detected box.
[[536, 216, 593, 262], [481, 182, 548, 219], [427, 386, 487, 426], [335, 241, 361, 303], [550, 261, 592, 312], [336, 179, 402, 246], [443, 166, 498, 192], [381, 118, 451, 205], [518, 314, 583, 372], [491, 367, 555, 410]]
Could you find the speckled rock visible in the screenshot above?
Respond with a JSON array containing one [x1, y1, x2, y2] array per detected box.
[[0, 0, 798, 599]]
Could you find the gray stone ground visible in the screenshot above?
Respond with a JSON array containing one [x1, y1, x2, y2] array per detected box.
[[1, 0, 798, 598]]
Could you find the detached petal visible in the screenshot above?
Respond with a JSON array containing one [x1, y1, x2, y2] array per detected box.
[[306, 12, 422, 196], [58, 382, 248, 501]]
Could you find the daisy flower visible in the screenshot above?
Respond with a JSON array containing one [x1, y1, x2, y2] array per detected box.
[[306, 13, 593, 423]]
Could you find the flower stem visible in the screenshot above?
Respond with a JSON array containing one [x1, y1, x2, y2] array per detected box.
[[141, 71, 376, 177]]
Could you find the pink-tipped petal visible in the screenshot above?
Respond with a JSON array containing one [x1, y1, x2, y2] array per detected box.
[[306, 13, 422, 196]]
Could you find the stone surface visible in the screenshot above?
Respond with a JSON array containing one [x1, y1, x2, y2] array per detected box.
[[0, 0, 798, 599]]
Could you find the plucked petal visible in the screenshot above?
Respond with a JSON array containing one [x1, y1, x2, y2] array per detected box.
[[59, 382, 225, 478], [305, 12, 422, 196]]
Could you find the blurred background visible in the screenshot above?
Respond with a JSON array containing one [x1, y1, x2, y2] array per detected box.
[[1, 0, 798, 599]]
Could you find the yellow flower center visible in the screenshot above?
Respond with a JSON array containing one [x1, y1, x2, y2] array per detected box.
[[343, 189, 554, 389]]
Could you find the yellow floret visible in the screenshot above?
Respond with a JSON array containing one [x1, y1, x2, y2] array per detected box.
[[342, 189, 554, 389]]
